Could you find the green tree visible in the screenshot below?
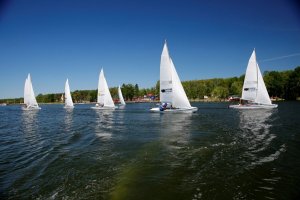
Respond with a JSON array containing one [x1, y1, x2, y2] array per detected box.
[[286, 66, 300, 99], [264, 71, 284, 98], [110, 87, 118, 99], [211, 86, 229, 99], [230, 81, 243, 96], [134, 84, 139, 97]]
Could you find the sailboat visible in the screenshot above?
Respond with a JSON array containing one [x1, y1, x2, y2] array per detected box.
[[150, 41, 198, 113], [91, 68, 116, 110], [64, 79, 74, 108], [118, 85, 126, 106], [229, 49, 278, 109], [23, 73, 41, 110]]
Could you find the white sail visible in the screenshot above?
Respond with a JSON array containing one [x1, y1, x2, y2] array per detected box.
[[64, 79, 74, 108], [24, 73, 40, 109], [24, 78, 30, 105], [160, 42, 173, 104], [256, 63, 272, 105], [97, 68, 115, 107], [241, 50, 272, 105], [118, 85, 126, 105], [160, 41, 192, 108], [170, 58, 192, 108], [28, 74, 38, 106]]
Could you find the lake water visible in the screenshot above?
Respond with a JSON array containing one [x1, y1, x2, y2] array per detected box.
[[1, 102, 300, 199]]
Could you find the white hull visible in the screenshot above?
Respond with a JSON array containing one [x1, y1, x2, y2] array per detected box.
[[229, 104, 278, 109], [64, 105, 74, 109], [91, 106, 116, 110], [118, 104, 126, 109], [22, 106, 41, 110], [150, 106, 198, 113]]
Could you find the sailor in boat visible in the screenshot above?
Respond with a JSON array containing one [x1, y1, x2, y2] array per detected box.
[[239, 99, 258, 106], [160, 103, 167, 111], [240, 99, 247, 105], [23, 104, 34, 109], [159, 102, 177, 111], [95, 103, 104, 107]]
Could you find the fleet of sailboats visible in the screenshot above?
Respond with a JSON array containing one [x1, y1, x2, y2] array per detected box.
[[18, 42, 278, 111], [23, 74, 41, 110], [229, 49, 278, 109], [150, 41, 198, 112], [91, 68, 116, 110]]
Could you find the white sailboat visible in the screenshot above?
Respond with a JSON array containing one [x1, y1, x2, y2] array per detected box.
[[91, 68, 116, 110], [23, 73, 41, 110], [118, 85, 126, 105], [64, 79, 74, 109], [229, 49, 278, 109], [150, 41, 198, 112]]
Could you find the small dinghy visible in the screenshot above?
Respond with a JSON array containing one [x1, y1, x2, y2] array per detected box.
[[150, 41, 197, 113], [91, 68, 116, 110], [64, 79, 74, 109], [22, 73, 41, 110], [229, 49, 277, 109]]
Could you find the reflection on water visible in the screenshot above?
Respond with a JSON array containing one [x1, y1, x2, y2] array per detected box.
[[21, 110, 39, 138], [64, 109, 73, 132], [1, 103, 300, 200], [94, 110, 114, 140], [159, 113, 193, 149], [237, 109, 285, 168], [118, 105, 126, 110]]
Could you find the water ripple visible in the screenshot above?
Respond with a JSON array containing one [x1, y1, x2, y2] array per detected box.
[[0, 103, 300, 199]]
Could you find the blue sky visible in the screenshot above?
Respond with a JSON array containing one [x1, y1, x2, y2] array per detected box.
[[0, 0, 299, 98]]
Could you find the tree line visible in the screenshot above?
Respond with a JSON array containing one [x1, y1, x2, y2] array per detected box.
[[1, 66, 300, 104]]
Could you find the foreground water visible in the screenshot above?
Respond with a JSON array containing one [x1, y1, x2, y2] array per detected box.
[[0, 102, 300, 199]]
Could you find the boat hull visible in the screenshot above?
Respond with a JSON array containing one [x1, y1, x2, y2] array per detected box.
[[64, 106, 74, 109], [91, 106, 116, 110], [229, 104, 278, 109], [22, 106, 41, 110], [150, 106, 198, 113]]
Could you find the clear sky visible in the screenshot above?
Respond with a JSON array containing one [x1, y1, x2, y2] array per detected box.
[[0, 0, 299, 98]]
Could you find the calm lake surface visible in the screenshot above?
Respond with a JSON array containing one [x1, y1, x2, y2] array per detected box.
[[1, 102, 300, 200]]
